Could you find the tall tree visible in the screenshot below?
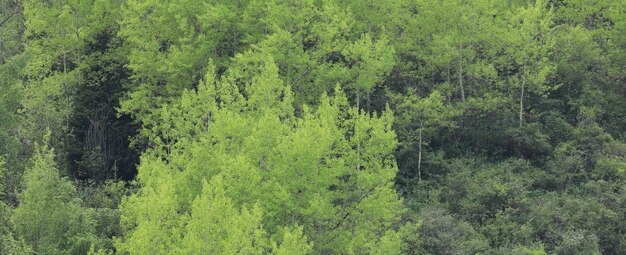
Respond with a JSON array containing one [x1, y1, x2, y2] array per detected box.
[[20, 0, 94, 172], [505, 0, 555, 129], [18, 0, 138, 181], [12, 133, 95, 255], [0, 0, 24, 64], [118, 55, 405, 254], [390, 89, 458, 182], [118, 0, 256, 128]]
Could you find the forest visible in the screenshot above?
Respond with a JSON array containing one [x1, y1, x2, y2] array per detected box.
[[0, 0, 625, 254]]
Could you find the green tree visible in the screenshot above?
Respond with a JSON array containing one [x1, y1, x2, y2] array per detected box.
[[419, 207, 490, 255], [117, 54, 405, 254], [0, 0, 26, 204], [19, 0, 95, 173], [0, 157, 32, 255], [0, 46, 25, 204], [177, 176, 293, 254], [390, 89, 458, 181], [505, 0, 556, 129], [18, 0, 138, 181], [0, 0, 24, 65], [118, 0, 256, 127], [12, 134, 95, 255], [404, 0, 508, 102], [232, 0, 395, 109]]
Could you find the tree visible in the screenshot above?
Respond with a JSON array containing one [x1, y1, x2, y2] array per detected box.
[[226, 0, 395, 109], [19, 0, 95, 173], [12, 133, 94, 255], [180, 177, 268, 254], [0, 46, 25, 204], [419, 207, 490, 255], [601, 1, 626, 137], [404, 0, 508, 102], [0, 157, 32, 255], [17, 0, 139, 181], [505, 0, 556, 129], [390, 89, 457, 181], [117, 54, 405, 254], [0, 0, 24, 65], [118, 0, 256, 126]]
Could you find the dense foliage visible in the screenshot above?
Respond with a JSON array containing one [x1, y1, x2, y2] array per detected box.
[[1, 0, 624, 254]]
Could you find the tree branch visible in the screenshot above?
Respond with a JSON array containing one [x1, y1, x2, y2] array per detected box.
[[0, 9, 19, 29]]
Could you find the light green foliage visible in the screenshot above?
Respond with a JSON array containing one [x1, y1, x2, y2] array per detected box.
[[240, 0, 395, 108], [120, 0, 397, 129], [20, 0, 85, 133], [391, 90, 457, 146], [506, 245, 547, 255], [604, 0, 626, 80], [505, 0, 556, 128], [176, 177, 270, 254], [343, 34, 395, 104], [406, 0, 508, 101], [506, 0, 555, 85], [118, 0, 256, 125], [12, 134, 94, 255], [116, 157, 182, 254], [0, 157, 32, 255], [271, 226, 313, 255], [118, 54, 404, 254]]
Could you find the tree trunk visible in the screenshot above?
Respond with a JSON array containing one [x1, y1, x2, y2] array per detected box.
[[366, 92, 371, 112], [459, 45, 465, 102], [516, 65, 527, 158], [519, 65, 526, 129], [356, 92, 361, 171], [417, 122, 423, 181], [63, 50, 69, 130]]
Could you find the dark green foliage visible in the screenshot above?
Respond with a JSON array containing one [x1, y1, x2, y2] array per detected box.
[[68, 26, 139, 181], [419, 207, 489, 255]]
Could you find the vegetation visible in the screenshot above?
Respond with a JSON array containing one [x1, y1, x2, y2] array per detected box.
[[0, 0, 624, 254]]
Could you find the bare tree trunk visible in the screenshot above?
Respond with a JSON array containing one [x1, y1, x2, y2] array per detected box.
[[417, 123, 423, 181], [366, 92, 371, 112], [356, 92, 361, 171], [0, 9, 18, 29], [459, 45, 465, 102], [63, 50, 69, 130], [519, 65, 526, 129], [516, 65, 527, 158]]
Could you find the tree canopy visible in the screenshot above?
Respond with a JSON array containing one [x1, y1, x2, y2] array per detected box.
[[0, 0, 624, 254]]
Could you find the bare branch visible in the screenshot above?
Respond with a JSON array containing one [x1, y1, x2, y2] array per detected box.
[[0, 10, 19, 29]]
